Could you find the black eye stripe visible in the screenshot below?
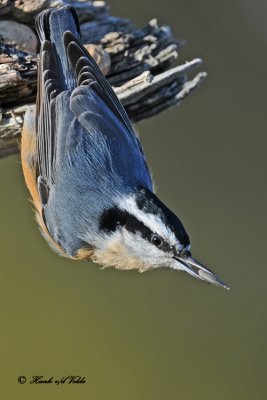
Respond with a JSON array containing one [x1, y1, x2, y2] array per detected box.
[[99, 207, 153, 240], [100, 206, 174, 253]]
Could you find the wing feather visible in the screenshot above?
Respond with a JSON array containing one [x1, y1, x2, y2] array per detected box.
[[64, 32, 135, 138]]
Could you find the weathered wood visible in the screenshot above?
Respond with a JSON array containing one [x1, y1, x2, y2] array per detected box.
[[0, 65, 206, 157], [0, 44, 37, 104], [0, 1, 108, 25], [0, 0, 206, 157]]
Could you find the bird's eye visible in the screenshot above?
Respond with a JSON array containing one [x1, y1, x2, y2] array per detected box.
[[151, 234, 162, 247]]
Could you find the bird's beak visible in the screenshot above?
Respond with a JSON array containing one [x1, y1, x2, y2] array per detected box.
[[172, 252, 229, 290]]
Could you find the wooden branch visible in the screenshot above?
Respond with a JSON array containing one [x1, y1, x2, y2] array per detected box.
[[0, 44, 37, 104], [0, 0, 206, 158], [0, 1, 109, 25], [116, 61, 206, 122]]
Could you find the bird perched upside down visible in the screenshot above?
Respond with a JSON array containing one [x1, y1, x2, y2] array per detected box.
[[21, 6, 228, 289]]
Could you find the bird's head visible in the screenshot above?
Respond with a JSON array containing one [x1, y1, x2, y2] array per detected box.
[[93, 187, 228, 289]]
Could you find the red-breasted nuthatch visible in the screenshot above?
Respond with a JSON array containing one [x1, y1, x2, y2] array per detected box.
[[21, 6, 228, 289]]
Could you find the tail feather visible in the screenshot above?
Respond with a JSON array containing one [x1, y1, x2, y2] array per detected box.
[[36, 6, 80, 90]]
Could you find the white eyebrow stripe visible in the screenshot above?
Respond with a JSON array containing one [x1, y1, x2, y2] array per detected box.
[[118, 195, 180, 248]]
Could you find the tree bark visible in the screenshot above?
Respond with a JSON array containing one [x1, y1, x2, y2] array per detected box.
[[0, 0, 206, 158]]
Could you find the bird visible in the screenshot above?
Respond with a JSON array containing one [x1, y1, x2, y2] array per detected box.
[[21, 6, 228, 289]]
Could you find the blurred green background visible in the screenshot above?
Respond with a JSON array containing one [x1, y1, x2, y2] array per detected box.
[[0, 0, 266, 399]]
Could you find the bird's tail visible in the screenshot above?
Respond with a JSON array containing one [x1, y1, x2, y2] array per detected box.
[[35, 6, 80, 91]]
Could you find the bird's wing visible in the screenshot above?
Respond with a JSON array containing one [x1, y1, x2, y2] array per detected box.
[[36, 15, 152, 196], [36, 40, 61, 188], [64, 31, 136, 139], [35, 8, 80, 197], [63, 32, 152, 188]]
